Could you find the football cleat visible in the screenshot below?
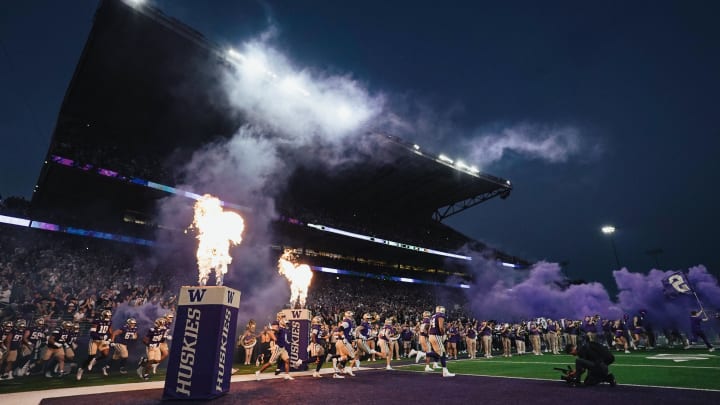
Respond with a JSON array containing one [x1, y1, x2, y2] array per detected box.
[[442, 368, 455, 377]]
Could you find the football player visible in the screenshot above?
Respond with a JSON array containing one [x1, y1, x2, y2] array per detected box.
[[377, 318, 396, 370], [1, 319, 27, 379], [20, 318, 46, 375], [354, 313, 386, 361], [76, 309, 113, 380], [339, 310, 360, 371], [411, 310, 438, 370], [110, 318, 138, 374], [254, 312, 302, 380], [427, 305, 455, 377], [137, 317, 166, 380], [42, 320, 69, 378], [332, 320, 354, 376], [306, 315, 329, 378], [156, 312, 174, 374]]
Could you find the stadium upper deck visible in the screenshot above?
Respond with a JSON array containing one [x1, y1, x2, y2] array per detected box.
[[29, 0, 526, 277]]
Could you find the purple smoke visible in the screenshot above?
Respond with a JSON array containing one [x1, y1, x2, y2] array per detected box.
[[465, 253, 719, 336]]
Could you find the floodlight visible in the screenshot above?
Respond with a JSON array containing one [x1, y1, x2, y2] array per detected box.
[[601, 225, 616, 235]]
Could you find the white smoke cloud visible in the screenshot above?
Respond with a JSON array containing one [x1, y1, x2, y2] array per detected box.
[[159, 28, 595, 327], [465, 124, 583, 169], [222, 40, 384, 146]]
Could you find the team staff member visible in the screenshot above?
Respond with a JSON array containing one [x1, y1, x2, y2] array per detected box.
[[565, 341, 617, 387]]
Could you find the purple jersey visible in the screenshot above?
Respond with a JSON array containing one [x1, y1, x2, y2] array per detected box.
[[144, 326, 166, 348], [116, 325, 139, 345], [48, 328, 69, 348], [90, 319, 112, 341], [420, 317, 430, 336], [276, 326, 289, 350], [380, 325, 393, 341], [27, 326, 46, 348], [8, 329, 24, 350], [311, 324, 324, 344], [341, 317, 355, 342], [359, 321, 372, 339], [428, 313, 445, 335]]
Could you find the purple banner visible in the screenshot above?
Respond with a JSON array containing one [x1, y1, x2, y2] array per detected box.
[[163, 286, 241, 400]]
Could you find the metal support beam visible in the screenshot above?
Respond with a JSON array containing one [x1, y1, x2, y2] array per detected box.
[[432, 187, 510, 222]]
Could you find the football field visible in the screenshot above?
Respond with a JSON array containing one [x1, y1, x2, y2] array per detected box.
[[1, 347, 717, 398]]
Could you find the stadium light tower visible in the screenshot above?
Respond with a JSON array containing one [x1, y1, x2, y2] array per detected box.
[[601, 225, 621, 268]]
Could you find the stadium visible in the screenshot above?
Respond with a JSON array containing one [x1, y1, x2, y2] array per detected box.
[[1, 0, 719, 403]]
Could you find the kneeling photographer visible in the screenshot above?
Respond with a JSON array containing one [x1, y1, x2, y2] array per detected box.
[[564, 341, 617, 387]]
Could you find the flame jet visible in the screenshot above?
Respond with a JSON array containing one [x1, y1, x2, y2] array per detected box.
[[277, 249, 313, 308], [192, 194, 245, 286]]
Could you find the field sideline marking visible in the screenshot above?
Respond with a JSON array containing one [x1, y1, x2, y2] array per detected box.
[[395, 365, 720, 392], [444, 358, 720, 370]]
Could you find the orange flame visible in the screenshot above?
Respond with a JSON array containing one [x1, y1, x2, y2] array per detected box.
[[277, 249, 313, 308], [192, 194, 245, 286]]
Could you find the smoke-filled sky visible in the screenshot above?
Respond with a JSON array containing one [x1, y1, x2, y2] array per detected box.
[[2, 0, 720, 315]]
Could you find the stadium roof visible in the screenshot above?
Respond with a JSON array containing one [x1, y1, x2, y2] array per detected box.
[[281, 132, 512, 221], [27, 0, 525, 273], [33, 0, 513, 225]]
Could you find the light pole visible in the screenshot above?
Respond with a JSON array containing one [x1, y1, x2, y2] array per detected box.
[[601, 225, 621, 268]]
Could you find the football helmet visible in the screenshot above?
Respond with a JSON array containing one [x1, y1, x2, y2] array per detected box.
[[311, 316, 323, 325], [62, 320, 74, 331], [73, 323, 81, 333], [435, 306, 446, 314], [154, 318, 167, 328], [384, 318, 393, 326], [126, 318, 137, 328], [101, 309, 112, 321], [164, 313, 174, 324], [344, 311, 354, 318], [2, 320, 13, 332], [15, 319, 27, 331], [362, 313, 371, 321], [422, 311, 431, 318], [35, 318, 45, 327]]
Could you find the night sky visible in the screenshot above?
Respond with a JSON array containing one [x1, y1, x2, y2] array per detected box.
[[2, 0, 719, 294]]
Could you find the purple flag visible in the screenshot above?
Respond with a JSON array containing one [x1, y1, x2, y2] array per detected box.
[[662, 272, 693, 299]]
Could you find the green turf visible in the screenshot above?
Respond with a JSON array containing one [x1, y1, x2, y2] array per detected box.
[[404, 348, 720, 390], [1, 348, 717, 394]]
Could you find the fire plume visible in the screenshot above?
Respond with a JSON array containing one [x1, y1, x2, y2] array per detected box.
[[192, 194, 245, 286], [278, 249, 313, 308]]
